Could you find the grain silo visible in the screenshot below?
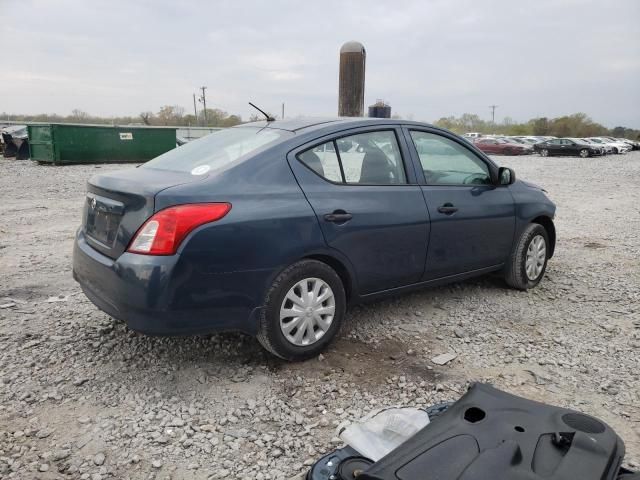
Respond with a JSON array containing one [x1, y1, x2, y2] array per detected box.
[[338, 41, 366, 117]]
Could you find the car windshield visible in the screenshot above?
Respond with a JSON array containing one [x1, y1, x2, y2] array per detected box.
[[143, 127, 291, 174]]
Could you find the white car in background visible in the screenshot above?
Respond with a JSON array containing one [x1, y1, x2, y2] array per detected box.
[[580, 138, 612, 154], [602, 137, 639, 151], [586, 137, 630, 154], [463, 132, 482, 139], [514, 136, 544, 145]]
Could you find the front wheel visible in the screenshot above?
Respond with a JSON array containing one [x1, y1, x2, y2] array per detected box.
[[539, 149, 549, 157], [579, 149, 590, 158], [504, 224, 550, 290], [257, 260, 346, 361]]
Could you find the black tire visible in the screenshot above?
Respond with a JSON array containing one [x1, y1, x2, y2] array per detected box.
[[257, 260, 346, 361], [579, 149, 590, 158], [540, 148, 549, 157], [504, 223, 550, 290]]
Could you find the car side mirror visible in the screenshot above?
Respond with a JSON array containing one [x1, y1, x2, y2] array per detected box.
[[498, 167, 516, 185]]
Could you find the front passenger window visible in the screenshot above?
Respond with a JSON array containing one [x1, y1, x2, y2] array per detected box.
[[410, 131, 491, 185]]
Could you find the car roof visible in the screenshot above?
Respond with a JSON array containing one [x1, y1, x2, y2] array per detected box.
[[234, 117, 433, 133]]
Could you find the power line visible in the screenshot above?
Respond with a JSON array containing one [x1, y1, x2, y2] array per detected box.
[[199, 86, 208, 126], [489, 105, 498, 123]]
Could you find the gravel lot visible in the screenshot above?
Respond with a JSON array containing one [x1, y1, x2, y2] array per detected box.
[[1, 152, 639, 479]]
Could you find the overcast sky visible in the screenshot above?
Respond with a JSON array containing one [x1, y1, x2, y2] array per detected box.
[[1, 0, 639, 127]]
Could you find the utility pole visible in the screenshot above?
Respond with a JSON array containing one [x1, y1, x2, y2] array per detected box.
[[192, 93, 198, 119], [489, 105, 498, 124], [199, 86, 208, 126], [281, 103, 285, 120]]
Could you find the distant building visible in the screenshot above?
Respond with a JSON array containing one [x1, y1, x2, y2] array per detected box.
[[368, 100, 391, 118]]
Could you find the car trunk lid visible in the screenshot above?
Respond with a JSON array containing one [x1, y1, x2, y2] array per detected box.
[[83, 167, 202, 259]]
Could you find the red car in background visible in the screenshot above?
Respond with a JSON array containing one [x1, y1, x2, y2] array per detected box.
[[474, 138, 533, 155]]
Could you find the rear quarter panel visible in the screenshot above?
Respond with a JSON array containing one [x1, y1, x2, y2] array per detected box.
[[152, 145, 354, 324]]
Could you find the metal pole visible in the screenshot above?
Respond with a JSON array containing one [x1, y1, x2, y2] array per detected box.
[[200, 86, 208, 126], [193, 93, 197, 118], [281, 103, 285, 120], [489, 105, 498, 123]]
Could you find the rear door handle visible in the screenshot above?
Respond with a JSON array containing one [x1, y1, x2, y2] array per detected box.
[[324, 211, 353, 223], [437, 203, 458, 215]]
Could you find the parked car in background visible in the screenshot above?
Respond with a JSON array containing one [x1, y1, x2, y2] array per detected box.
[[580, 138, 612, 154], [500, 137, 528, 145], [585, 137, 631, 154], [601, 136, 638, 151], [513, 137, 541, 146], [533, 138, 604, 157], [474, 137, 533, 155], [463, 132, 482, 139], [73, 117, 556, 360]]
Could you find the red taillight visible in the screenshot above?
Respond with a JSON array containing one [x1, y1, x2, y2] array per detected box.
[[127, 203, 231, 255]]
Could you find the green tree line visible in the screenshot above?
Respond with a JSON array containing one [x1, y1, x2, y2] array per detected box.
[[433, 112, 639, 139], [3, 109, 638, 139], [1, 105, 244, 128]]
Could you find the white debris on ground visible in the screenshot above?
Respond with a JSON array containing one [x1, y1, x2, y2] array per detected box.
[[0, 153, 638, 479], [431, 352, 457, 366]]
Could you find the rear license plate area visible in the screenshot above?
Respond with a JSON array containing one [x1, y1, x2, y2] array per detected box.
[[85, 194, 124, 247]]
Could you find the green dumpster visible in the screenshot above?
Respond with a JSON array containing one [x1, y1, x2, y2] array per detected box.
[[28, 124, 177, 164]]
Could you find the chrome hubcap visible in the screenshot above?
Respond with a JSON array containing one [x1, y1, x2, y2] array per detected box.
[[580, 149, 588, 158], [525, 235, 547, 281], [280, 278, 335, 346]]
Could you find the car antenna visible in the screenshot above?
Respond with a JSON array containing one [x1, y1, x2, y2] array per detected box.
[[248, 102, 276, 122]]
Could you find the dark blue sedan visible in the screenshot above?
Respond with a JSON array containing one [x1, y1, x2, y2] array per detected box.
[[73, 118, 556, 360]]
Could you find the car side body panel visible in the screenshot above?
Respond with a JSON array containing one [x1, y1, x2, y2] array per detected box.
[[72, 118, 557, 337]]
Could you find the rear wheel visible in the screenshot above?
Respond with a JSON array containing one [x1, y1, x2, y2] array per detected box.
[[579, 149, 590, 158], [540, 149, 549, 157], [257, 260, 346, 361], [505, 223, 549, 290]]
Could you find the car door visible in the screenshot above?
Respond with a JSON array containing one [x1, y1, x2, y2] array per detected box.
[[557, 139, 569, 155], [557, 139, 571, 155], [287, 127, 430, 295], [403, 128, 516, 280], [564, 139, 579, 155]]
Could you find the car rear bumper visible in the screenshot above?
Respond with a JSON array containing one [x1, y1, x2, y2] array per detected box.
[[72, 229, 265, 336]]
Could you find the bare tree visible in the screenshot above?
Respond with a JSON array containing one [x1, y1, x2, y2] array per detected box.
[[139, 112, 153, 126]]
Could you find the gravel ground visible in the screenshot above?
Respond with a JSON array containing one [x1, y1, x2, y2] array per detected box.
[[0, 152, 639, 479]]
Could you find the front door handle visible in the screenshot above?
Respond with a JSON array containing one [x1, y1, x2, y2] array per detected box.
[[324, 210, 353, 223], [437, 203, 458, 215]]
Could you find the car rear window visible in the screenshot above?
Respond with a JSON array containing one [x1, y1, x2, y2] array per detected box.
[[143, 127, 291, 175]]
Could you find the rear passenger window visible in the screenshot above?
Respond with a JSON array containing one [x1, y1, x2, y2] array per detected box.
[[297, 130, 407, 185], [337, 131, 406, 185], [298, 142, 343, 182]]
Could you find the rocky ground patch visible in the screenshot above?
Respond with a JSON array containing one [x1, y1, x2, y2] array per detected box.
[[1, 153, 638, 479]]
